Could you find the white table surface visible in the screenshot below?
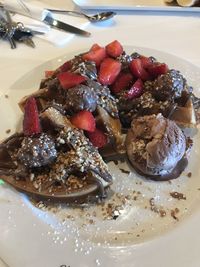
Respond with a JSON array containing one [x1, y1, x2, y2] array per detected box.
[[1, 1, 200, 266], [1, 0, 200, 96]]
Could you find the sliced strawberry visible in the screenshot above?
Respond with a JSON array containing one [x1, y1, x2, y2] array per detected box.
[[111, 72, 134, 94], [147, 63, 169, 78], [45, 70, 55, 78], [98, 58, 121, 85], [90, 43, 102, 51], [57, 71, 86, 89], [140, 56, 153, 68], [82, 45, 106, 66], [87, 128, 108, 148], [125, 79, 143, 99], [130, 58, 151, 81], [59, 60, 72, 72], [23, 97, 41, 136], [70, 110, 96, 132], [105, 40, 123, 58]]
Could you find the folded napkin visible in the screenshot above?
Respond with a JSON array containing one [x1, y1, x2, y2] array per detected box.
[[3, 0, 90, 46]]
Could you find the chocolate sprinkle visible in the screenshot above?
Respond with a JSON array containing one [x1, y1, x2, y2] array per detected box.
[[170, 192, 186, 200], [119, 168, 130, 174]]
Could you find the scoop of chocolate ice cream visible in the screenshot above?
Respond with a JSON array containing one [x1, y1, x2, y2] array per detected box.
[[65, 84, 97, 113], [126, 114, 187, 180], [17, 133, 57, 168]]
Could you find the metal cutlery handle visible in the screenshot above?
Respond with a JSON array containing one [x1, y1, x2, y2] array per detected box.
[[47, 9, 86, 17]]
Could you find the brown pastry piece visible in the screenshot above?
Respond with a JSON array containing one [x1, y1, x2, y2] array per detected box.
[[126, 114, 190, 180], [0, 107, 112, 202], [18, 88, 49, 112], [145, 69, 189, 101], [18, 69, 122, 161], [64, 84, 98, 113], [118, 69, 199, 130], [170, 98, 197, 128], [96, 106, 125, 161]]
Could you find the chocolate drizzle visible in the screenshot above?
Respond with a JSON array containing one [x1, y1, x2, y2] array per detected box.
[[0, 107, 112, 201]]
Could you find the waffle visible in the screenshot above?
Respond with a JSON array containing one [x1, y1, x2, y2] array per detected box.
[[0, 107, 112, 202], [1, 42, 200, 202], [170, 98, 197, 128]]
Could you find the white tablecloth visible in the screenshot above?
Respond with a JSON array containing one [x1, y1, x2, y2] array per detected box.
[[1, 0, 200, 95], [1, 1, 200, 266]]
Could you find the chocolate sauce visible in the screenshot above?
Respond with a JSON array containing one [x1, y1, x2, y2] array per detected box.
[[128, 156, 188, 181], [0, 107, 113, 202]]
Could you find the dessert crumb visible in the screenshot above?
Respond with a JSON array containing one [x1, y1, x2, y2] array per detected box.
[[149, 198, 166, 217], [171, 208, 179, 221], [113, 160, 119, 165], [187, 172, 192, 178], [89, 219, 94, 224], [170, 191, 186, 200], [6, 129, 11, 134], [4, 94, 8, 98], [119, 168, 130, 174]]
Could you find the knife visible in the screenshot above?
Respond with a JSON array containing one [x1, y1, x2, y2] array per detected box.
[[43, 15, 91, 37]]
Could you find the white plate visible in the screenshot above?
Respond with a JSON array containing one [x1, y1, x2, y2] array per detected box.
[[73, 0, 200, 11], [1, 46, 200, 267]]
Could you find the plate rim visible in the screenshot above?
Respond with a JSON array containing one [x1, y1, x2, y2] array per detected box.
[[1, 44, 200, 267], [73, 0, 200, 12]]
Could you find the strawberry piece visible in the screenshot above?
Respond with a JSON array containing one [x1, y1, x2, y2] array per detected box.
[[87, 128, 108, 148], [105, 40, 123, 58], [140, 56, 152, 68], [59, 60, 72, 72], [91, 43, 102, 51], [45, 70, 55, 78], [130, 58, 151, 81], [82, 44, 106, 66], [147, 63, 169, 78], [98, 58, 121, 85], [57, 71, 86, 89], [23, 97, 41, 136], [125, 79, 143, 99], [70, 110, 96, 132], [111, 72, 134, 94]]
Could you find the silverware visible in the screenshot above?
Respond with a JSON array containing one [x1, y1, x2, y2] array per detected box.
[[43, 15, 91, 37], [0, 0, 91, 37], [47, 9, 116, 23]]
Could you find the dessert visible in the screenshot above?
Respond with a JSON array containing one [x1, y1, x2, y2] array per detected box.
[[0, 40, 200, 202], [0, 99, 112, 201], [126, 114, 191, 180]]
